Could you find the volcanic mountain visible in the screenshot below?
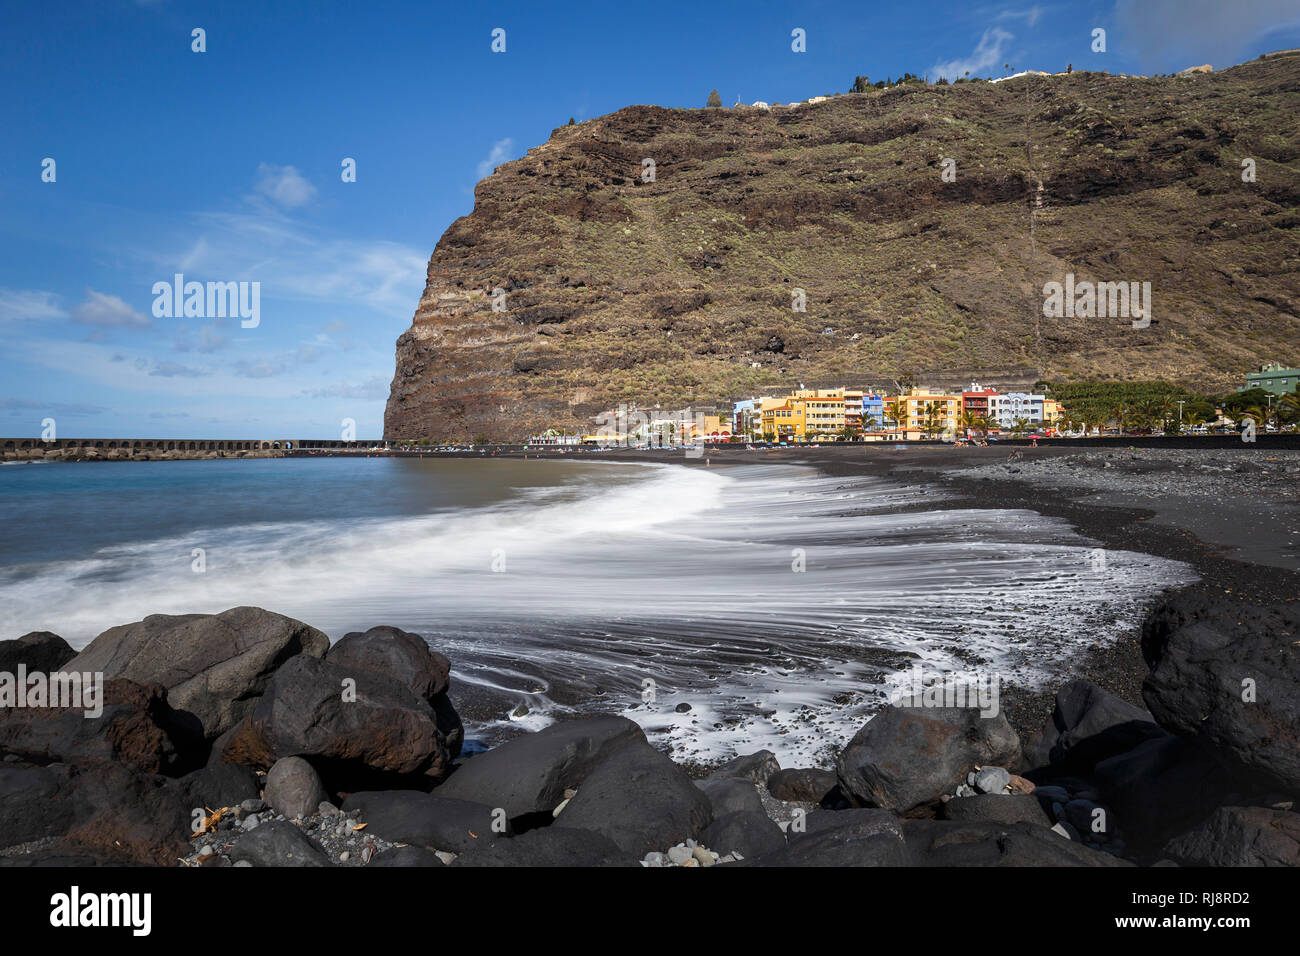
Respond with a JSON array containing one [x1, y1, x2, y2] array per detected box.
[[384, 53, 1300, 442]]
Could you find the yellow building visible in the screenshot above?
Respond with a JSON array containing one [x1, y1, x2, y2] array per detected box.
[[887, 388, 961, 440], [760, 389, 850, 442]]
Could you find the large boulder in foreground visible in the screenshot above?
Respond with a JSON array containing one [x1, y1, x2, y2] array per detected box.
[[0, 760, 193, 866], [1093, 735, 1232, 852], [435, 715, 644, 818], [0, 678, 200, 773], [327, 626, 462, 758], [327, 626, 450, 700], [224, 655, 455, 785], [1021, 680, 1166, 774], [836, 705, 1021, 812], [1162, 806, 1300, 867], [0, 631, 76, 673], [1141, 594, 1300, 795], [230, 820, 331, 867], [554, 740, 712, 857], [69, 607, 329, 740], [0, 765, 77, 847]]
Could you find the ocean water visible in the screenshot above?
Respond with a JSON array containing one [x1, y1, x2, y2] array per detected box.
[[0, 456, 1196, 765]]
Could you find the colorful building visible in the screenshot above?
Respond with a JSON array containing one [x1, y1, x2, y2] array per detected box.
[[989, 392, 1046, 432], [888, 388, 961, 439], [1240, 362, 1300, 396], [861, 392, 885, 431]]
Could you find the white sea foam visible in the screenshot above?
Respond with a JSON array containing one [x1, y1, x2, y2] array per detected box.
[[0, 460, 1196, 766]]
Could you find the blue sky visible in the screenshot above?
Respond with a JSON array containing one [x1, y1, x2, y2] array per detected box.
[[3, 0, 1298, 439]]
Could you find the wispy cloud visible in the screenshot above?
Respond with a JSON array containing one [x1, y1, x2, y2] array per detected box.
[[931, 26, 1015, 80], [253, 163, 317, 208], [0, 288, 65, 323], [71, 289, 151, 329], [996, 5, 1042, 28], [476, 138, 516, 179], [156, 209, 426, 317]]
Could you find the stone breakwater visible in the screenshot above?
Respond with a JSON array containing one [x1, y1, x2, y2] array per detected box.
[[2, 438, 293, 462], [0, 597, 1296, 868]]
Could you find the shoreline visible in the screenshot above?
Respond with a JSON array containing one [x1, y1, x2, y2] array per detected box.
[[569, 444, 1299, 744], [1, 446, 1296, 868]]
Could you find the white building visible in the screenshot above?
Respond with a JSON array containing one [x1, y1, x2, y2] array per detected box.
[[988, 392, 1045, 431]]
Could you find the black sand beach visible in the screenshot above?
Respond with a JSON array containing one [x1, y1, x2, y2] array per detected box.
[[488, 442, 1300, 745]]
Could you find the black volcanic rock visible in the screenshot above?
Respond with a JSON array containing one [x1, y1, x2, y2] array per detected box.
[[1141, 593, 1300, 795], [0, 632, 75, 673], [449, 827, 637, 867], [69, 606, 329, 740], [554, 740, 712, 857], [1163, 806, 1300, 867], [341, 790, 507, 853], [327, 625, 463, 760], [1021, 679, 1166, 775], [0, 678, 200, 774], [768, 767, 839, 803], [903, 819, 1131, 867], [836, 705, 1021, 812], [223, 654, 455, 785], [434, 715, 644, 818]]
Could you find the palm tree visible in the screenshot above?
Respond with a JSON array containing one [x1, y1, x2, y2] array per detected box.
[[1278, 394, 1300, 431], [1109, 404, 1128, 437], [1242, 405, 1274, 432], [958, 410, 980, 441], [921, 402, 944, 439], [972, 414, 992, 440], [1011, 416, 1030, 437]]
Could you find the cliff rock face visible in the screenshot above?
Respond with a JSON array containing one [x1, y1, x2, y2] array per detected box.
[[385, 56, 1300, 442]]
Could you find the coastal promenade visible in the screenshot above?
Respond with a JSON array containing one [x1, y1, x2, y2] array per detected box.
[[4, 434, 1297, 462]]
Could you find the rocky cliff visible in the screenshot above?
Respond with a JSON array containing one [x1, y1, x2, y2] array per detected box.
[[385, 55, 1300, 442]]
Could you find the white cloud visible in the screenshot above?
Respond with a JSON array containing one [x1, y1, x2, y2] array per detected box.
[[71, 289, 151, 329], [0, 288, 65, 322], [931, 27, 1016, 81], [152, 210, 426, 317], [149, 360, 208, 378], [476, 138, 516, 179], [997, 5, 1042, 28], [254, 163, 317, 208]]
